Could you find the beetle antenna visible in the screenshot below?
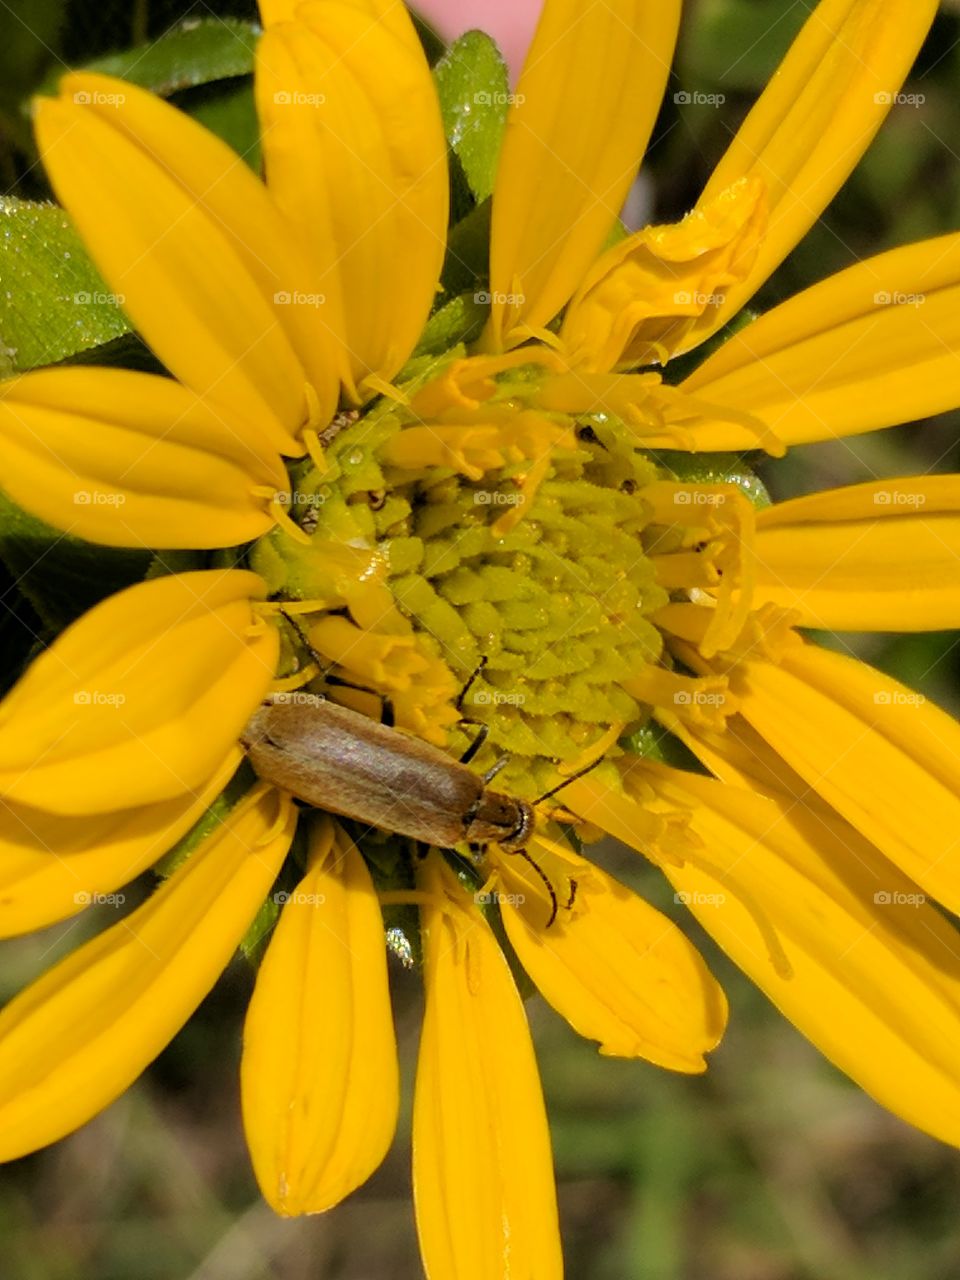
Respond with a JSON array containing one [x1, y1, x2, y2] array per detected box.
[[532, 750, 607, 808], [508, 846, 559, 928]]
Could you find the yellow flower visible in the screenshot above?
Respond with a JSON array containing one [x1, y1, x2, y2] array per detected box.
[[0, 0, 956, 1278]]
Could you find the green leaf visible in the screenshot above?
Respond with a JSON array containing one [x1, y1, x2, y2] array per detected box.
[[0, 491, 151, 630], [41, 17, 259, 99], [0, 195, 131, 372], [434, 31, 509, 202]]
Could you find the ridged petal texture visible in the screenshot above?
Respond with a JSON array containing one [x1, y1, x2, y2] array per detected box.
[[0, 570, 277, 813], [0, 368, 288, 549], [0, 785, 295, 1162], [242, 819, 399, 1215], [35, 74, 323, 450], [497, 840, 727, 1072], [0, 751, 240, 938], [256, 0, 448, 394], [486, 0, 681, 347], [630, 759, 960, 1148], [685, 0, 939, 347], [680, 233, 960, 450], [752, 476, 960, 630], [413, 853, 562, 1280], [728, 640, 960, 920]]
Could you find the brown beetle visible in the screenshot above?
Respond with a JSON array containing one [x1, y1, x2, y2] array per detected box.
[[241, 693, 535, 852]]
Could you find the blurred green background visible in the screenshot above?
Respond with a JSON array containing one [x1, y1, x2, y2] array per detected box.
[[2, 1, 960, 1277]]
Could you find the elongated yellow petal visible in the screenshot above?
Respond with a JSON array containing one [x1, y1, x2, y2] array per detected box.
[[727, 640, 960, 919], [0, 785, 295, 1162], [242, 819, 398, 1215], [752, 476, 960, 630], [630, 758, 960, 1148], [413, 853, 562, 1280], [0, 750, 240, 938], [486, 0, 681, 348], [496, 843, 727, 1072], [0, 368, 288, 549], [0, 570, 277, 814], [35, 76, 317, 453], [684, 0, 938, 346], [679, 233, 960, 450], [256, 1, 447, 394]]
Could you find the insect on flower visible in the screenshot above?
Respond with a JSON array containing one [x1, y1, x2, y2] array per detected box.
[[241, 691, 580, 925]]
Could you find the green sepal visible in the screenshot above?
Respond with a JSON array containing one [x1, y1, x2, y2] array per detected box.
[[619, 720, 705, 773], [648, 450, 771, 509], [414, 291, 488, 356], [433, 31, 509, 204]]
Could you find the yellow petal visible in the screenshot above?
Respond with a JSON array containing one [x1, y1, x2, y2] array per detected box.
[[0, 750, 241, 938], [631, 758, 960, 1148], [0, 570, 277, 814], [680, 233, 960, 449], [685, 0, 938, 346], [727, 639, 960, 919], [0, 367, 288, 549], [413, 852, 562, 1280], [259, 0, 418, 50], [486, 0, 682, 348], [242, 819, 398, 1215], [496, 842, 727, 1071], [560, 176, 766, 371], [35, 75, 317, 453], [753, 476, 960, 630], [0, 785, 295, 1162], [255, 2, 447, 393]]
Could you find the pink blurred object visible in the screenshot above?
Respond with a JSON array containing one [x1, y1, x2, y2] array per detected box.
[[415, 0, 543, 80]]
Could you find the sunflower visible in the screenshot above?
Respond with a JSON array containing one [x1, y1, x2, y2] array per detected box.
[[0, 0, 958, 1276]]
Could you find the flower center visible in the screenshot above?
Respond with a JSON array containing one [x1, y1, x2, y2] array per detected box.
[[250, 349, 769, 802]]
